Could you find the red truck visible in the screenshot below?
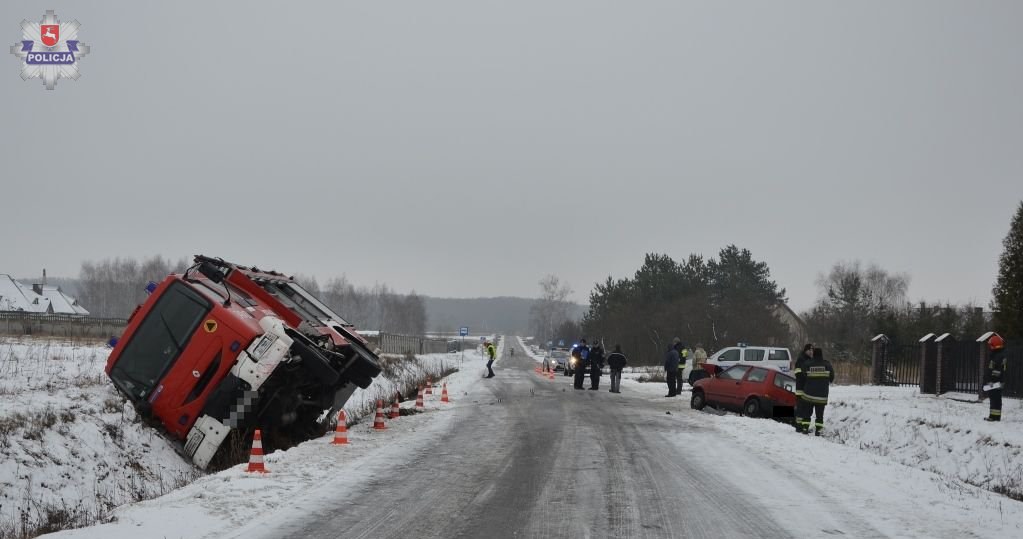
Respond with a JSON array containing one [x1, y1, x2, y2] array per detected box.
[[105, 255, 381, 469]]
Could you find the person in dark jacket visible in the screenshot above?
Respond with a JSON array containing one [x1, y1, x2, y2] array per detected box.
[[572, 339, 590, 390], [607, 345, 627, 393], [796, 347, 835, 436], [588, 342, 605, 390], [984, 334, 1007, 422], [793, 343, 814, 433], [664, 338, 682, 397]]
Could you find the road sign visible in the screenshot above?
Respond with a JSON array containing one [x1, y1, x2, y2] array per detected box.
[[459, 327, 469, 337]]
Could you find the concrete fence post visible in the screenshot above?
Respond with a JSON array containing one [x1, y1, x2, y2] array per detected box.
[[870, 334, 889, 385]]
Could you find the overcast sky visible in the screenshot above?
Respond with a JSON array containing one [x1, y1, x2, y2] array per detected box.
[[2, 1, 1021, 314]]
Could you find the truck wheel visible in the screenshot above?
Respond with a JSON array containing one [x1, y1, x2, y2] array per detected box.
[[743, 397, 762, 418], [690, 390, 706, 410]]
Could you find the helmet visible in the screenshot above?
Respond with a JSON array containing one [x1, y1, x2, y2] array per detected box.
[[989, 334, 1005, 351]]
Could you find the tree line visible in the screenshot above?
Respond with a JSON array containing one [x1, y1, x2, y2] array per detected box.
[[542, 245, 790, 366], [533, 200, 1023, 366], [75, 256, 427, 334]]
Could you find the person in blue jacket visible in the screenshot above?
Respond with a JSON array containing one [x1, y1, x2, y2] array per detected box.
[[572, 339, 590, 390]]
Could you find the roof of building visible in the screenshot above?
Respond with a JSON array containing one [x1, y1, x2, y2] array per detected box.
[[0, 274, 89, 315], [39, 285, 90, 315], [0, 274, 48, 312]]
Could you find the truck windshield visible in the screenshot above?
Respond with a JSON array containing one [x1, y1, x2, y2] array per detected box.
[[109, 282, 211, 401]]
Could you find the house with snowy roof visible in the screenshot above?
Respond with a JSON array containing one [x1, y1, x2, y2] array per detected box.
[[0, 274, 90, 315]]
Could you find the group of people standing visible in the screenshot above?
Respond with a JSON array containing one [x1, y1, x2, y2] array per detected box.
[[662, 338, 707, 397], [569, 339, 630, 393]]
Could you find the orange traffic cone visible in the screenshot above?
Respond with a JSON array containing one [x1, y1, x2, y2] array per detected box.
[[373, 399, 387, 430], [548, 369, 555, 380], [425, 377, 433, 395], [390, 394, 401, 419], [246, 429, 269, 473], [331, 410, 349, 445], [535, 366, 541, 374], [415, 387, 425, 410], [441, 383, 450, 403]]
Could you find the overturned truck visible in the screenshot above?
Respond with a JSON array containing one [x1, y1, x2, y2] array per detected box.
[[105, 255, 381, 469]]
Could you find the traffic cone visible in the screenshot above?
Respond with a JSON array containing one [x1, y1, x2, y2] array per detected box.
[[331, 410, 349, 445], [416, 387, 425, 410], [373, 399, 387, 430], [441, 383, 450, 403], [246, 429, 269, 473], [425, 377, 433, 395], [548, 369, 555, 380], [390, 394, 401, 419]]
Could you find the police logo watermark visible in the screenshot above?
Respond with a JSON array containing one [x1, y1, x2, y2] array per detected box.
[[9, 10, 90, 90]]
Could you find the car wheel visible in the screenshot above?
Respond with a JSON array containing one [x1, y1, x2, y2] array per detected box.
[[690, 390, 706, 410], [743, 397, 761, 418]]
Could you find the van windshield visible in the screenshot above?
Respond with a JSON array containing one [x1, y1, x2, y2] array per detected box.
[[109, 282, 211, 401]]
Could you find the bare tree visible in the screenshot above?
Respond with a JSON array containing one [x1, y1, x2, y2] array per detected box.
[[529, 274, 574, 346], [78, 256, 186, 317]]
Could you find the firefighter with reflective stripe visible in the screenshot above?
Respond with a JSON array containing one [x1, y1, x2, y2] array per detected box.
[[984, 335, 1007, 422], [796, 347, 834, 436], [676, 343, 690, 394], [793, 343, 814, 433]]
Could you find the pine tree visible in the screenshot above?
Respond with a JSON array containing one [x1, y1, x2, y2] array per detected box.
[[992, 201, 1023, 338]]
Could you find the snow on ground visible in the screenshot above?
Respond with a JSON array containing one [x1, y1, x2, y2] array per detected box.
[[0, 337, 463, 538], [518, 336, 1023, 499], [2, 336, 1022, 538]]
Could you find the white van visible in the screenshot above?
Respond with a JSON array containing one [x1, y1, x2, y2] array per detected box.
[[687, 344, 792, 385]]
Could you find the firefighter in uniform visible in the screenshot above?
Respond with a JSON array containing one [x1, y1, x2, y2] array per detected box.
[[796, 347, 834, 436], [676, 343, 690, 395], [984, 334, 1007, 422], [793, 343, 814, 433]]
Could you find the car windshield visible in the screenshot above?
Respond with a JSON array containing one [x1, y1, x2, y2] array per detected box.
[[109, 282, 211, 401]]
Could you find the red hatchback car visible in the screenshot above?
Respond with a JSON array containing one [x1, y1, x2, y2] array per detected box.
[[690, 364, 797, 419]]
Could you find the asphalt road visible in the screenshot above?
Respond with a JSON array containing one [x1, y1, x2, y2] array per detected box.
[[257, 338, 884, 539]]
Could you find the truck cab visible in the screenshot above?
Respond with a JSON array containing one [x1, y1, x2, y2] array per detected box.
[[106, 256, 381, 469]]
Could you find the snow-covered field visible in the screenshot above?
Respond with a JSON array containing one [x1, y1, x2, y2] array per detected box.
[[0, 337, 460, 538], [1, 336, 1021, 538]]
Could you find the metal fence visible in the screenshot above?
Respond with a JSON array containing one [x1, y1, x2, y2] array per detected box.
[[876, 342, 922, 388], [871, 334, 1021, 399], [367, 332, 458, 355], [0, 311, 127, 339]]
